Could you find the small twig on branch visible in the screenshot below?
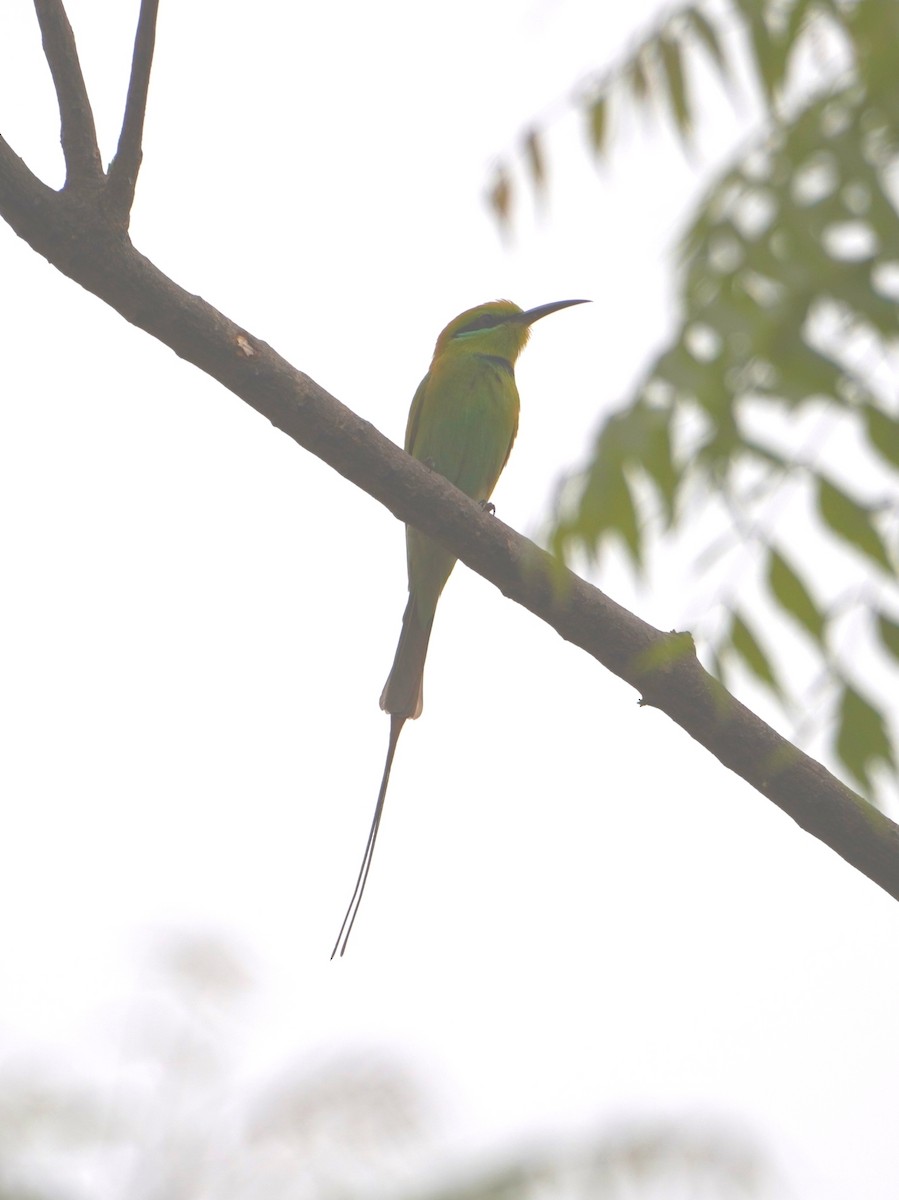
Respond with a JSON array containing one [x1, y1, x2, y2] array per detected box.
[[107, 0, 161, 219], [33, 0, 102, 188]]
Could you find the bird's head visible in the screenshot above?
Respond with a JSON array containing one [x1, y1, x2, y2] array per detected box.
[[432, 298, 589, 366]]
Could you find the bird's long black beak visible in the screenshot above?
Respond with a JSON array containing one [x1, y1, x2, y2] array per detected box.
[[516, 298, 591, 325]]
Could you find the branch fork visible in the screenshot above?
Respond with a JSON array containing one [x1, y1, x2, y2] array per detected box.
[[32, 0, 159, 225]]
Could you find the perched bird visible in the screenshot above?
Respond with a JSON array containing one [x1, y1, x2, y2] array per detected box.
[[332, 298, 589, 957]]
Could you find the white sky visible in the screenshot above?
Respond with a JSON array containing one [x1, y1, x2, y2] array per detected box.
[[1, 2, 898, 1198]]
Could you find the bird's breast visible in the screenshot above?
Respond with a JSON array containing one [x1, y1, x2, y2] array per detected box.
[[411, 353, 520, 501]]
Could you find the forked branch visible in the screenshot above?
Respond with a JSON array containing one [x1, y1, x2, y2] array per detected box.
[[32, 0, 160, 226]]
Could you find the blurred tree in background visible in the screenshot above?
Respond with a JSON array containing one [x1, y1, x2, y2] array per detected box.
[[0, 936, 771, 1200], [493, 0, 899, 803]]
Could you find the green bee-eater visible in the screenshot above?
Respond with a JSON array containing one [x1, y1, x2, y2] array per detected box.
[[332, 298, 588, 957]]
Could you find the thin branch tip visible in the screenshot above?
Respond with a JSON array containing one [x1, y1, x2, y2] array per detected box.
[[107, 0, 161, 219], [33, 0, 102, 187]]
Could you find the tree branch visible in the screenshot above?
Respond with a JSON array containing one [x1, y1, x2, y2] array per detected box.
[[2, 151, 898, 906], [107, 0, 160, 220], [2, 13, 899, 910], [33, 0, 102, 188]]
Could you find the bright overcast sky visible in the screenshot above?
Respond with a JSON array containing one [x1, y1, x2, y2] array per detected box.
[[1, 2, 898, 1198]]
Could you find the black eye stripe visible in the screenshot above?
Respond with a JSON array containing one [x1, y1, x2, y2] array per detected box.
[[455, 313, 504, 335]]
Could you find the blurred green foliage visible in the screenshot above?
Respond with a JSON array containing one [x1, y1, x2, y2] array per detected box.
[[0, 936, 771, 1200], [493, 0, 899, 800]]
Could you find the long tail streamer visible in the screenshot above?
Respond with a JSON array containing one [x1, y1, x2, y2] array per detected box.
[[331, 714, 406, 958]]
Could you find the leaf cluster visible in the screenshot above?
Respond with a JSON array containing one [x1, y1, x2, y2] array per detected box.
[[498, 0, 899, 797]]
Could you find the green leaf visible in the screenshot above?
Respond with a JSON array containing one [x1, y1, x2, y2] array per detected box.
[[551, 395, 686, 562], [863, 403, 899, 469], [846, 0, 899, 93], [682, 5, 730, 80], [560, 434, 644, 570], [695, 410, 740, 473], [767, 548, 827, 645], [637, 403, 680, 524], [816, 476, 893, 574], [835, 681, 896, 792], [659, 33, 691, 137], [522, 127, 546, 197], [730, 611, 783, 697], [627, 46, 650, 104], [487, 164, 512, 230], [770, 345, 847, 409], [731, 0, 784, 105], [839, 264, 899, 338], [875, 611, 899, 662], [588, 95, 608, 158]]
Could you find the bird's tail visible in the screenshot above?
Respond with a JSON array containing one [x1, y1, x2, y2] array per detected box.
[[379, 595, 433, 720]]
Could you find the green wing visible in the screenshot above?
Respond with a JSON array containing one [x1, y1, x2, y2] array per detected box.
[[407, 354, 519, 501]]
